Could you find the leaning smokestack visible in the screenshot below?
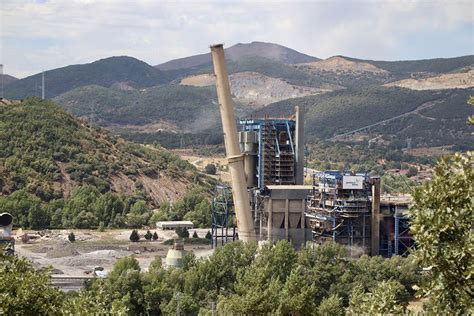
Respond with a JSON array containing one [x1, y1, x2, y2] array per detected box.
[[210, 44, 256, 242]]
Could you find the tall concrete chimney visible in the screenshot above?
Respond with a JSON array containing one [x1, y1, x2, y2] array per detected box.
[[370, 177, 381, 256], [210, 44, 256, 242], [295, 106, 305, 185]]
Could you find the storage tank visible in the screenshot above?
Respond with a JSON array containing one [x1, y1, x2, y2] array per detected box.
[[165, 239, 187, 268], [0, 213, 13, 238]]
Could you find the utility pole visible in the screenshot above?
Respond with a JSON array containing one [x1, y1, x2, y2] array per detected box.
[[41, 71, 45, 100]]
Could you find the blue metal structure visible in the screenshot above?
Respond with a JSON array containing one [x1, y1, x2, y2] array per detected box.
[[211, 185, 236, 248], [239, 118, 297, 190], [394, 209, 412, 256]]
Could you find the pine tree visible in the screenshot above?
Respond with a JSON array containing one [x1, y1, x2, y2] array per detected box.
[[175, 227, 189, 238], [129, 229, 140, 242], [192, 231, 199, 238], [205, 230, 212, 240], [68, 232, 76, 242], [152, 232, 159, 240], [144, 230, 152, 241]]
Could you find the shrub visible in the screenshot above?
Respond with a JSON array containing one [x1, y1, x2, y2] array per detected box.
[[192, 231, 198, 238], [68, 232, 75, 242], [175, 227, 190, 238], [144, 230, 153, 241], [204, 164, 217, 175], [129, 229, 140, 242], [205, 230, 212, 240], [97, 221, 105, 232], [152, 232, 159, 240], [406, 166, 418, 177]]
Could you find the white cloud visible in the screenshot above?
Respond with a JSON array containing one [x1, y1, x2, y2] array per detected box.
[[1, 0, 472, 77]]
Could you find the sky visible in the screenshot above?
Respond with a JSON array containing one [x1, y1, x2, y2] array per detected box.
[[1, 0, 473, 78]]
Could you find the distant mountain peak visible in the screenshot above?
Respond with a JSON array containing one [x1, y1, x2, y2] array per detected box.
[[4, 56, 167, 99], [0, 74, 18, 85], [155, 41, 318, 71]]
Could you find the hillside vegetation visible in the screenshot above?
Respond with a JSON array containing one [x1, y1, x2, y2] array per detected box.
[[258, 87, 473, 148], [54, 84, 221, 130], [4, 44, 472, 154], [0, 98, 214, 229], [3, 56, 169, 99]]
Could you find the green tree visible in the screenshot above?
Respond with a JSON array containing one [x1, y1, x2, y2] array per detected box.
[[347, 280, 406, 314], [0, 190, 42, 228], [152, 232, 159, 240], [63, 185, 100, 227], [129, 230, 140, 242], [204, 163, 217, 175], [205, 230, 212, 240], [105, 257, 144, 315], [61, 286, 128, 315], [68, 232, 76, 242], [407, 166, 418, 177], [183, 200, 211, 227], [144, 230, 152, 241], [410, 152, 473, 313], [92, 192, 124, 226], [175, 227, 189, 238], [192, 231, 198, 238], [28, 205, 50, 229], [72, 211, 98, 229], [317, 294, 344, 316], [130, 200, 148, 214], [0, 253, 64, 314]]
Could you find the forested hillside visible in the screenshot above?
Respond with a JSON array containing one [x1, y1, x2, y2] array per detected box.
[[3, 44, 472, 154], [53, 84, 222, 130], [0, 98, 212, 229], [3, 56, 169, 99], [258, 87, 474, 148]]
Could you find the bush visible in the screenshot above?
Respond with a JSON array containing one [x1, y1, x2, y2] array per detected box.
[[152, 232, 159, 240], [68, 232, 75, 242], [129, 229, 140, 242], [175, 227, 190, 238], [192, 231, 198, 238], [144, 230, 152, 241], [205, 230, 212, 240], [97, 221, 105, 232], [406, 166, 418, 177], [204, 164, 217, 175]]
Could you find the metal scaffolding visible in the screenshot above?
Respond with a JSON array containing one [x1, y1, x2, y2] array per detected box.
[[306, 171, 372, 256], [240, 117, 297, 190], [394, 208, 412, 256], [211, 185, 236, 248]]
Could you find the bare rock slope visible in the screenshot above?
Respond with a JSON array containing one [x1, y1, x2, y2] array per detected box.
[[296, 56, 389, 74], [180, 71, 328, 106], [384, 69, 474, 90]]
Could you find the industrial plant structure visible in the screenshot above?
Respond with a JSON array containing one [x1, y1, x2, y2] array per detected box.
[[0, 212, 14, 255], [209, 44, 412, 256]]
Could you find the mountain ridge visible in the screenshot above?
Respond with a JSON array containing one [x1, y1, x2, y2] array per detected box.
[[155, 41, 319, 71], [3, 56, 169, 100]]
